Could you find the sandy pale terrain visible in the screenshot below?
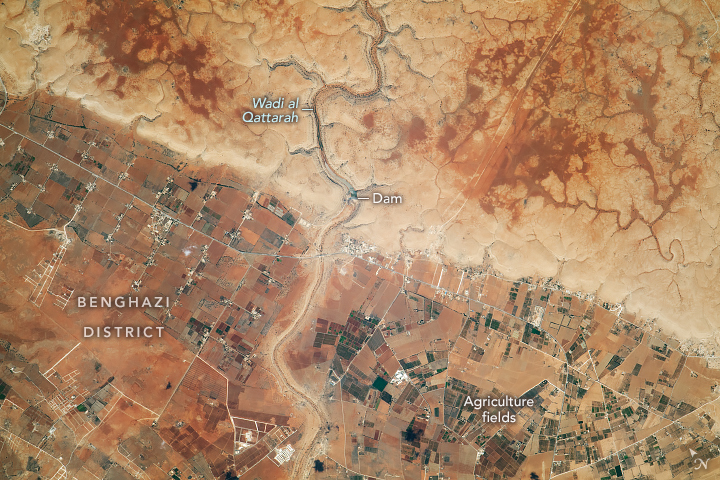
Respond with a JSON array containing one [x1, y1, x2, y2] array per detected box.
[[1, 0, 718, 343]]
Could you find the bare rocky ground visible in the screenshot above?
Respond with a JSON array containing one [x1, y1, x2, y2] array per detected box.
[[1, 0, 720, 478]]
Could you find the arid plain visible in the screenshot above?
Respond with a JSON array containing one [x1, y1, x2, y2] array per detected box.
[[1, 0, 718, 340], [1, 0, 720, 479]]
